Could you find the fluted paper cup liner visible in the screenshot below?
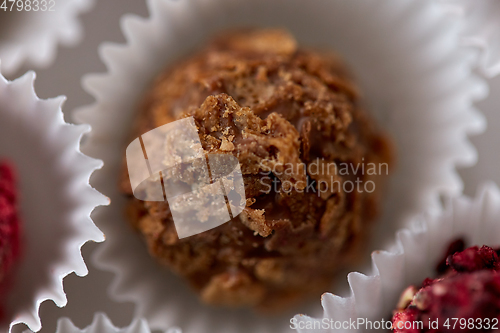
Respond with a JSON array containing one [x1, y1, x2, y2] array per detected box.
[[0, 64, 106, 332], [55, 313, 172, 333], [440, 0, 500, 77], [0, 0, 93, 76], [293, 182, 500, 332], [75, 0, 487, 332]]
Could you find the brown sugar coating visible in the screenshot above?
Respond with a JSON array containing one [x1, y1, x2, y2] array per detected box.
[[121, 29, 394, 310]]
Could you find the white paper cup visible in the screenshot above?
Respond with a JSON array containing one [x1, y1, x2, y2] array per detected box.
[[440, 0, 500, 77], [55, 313, 174, 333], [75, 0, 487, 332], [0, 0, 93, 77], [293, 182, 500, 332], [0, 64, 106, 332]]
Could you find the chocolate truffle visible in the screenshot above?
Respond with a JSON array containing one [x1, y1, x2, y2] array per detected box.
[[392, 242, 500, 333], [0, 161, 21, 288], [121, 29, 393, 310]]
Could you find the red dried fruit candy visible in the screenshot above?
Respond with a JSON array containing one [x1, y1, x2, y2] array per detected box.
[[436, 238, 465, 274], [0, 161, 22, 284], [447, 245, 500, 272], [392, 244, 500, 332]]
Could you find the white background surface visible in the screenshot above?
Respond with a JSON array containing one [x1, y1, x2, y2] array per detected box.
[[3, 0, 500, 331]]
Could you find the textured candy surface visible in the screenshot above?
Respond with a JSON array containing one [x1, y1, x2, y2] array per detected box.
[[121, 29, 393, 310], [393, 244, 500, 332]]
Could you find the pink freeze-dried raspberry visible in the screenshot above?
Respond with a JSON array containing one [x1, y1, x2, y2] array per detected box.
[[392, 243, 500, 333], [0, 161, 22, 283], [447, 245, 500, 272]]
